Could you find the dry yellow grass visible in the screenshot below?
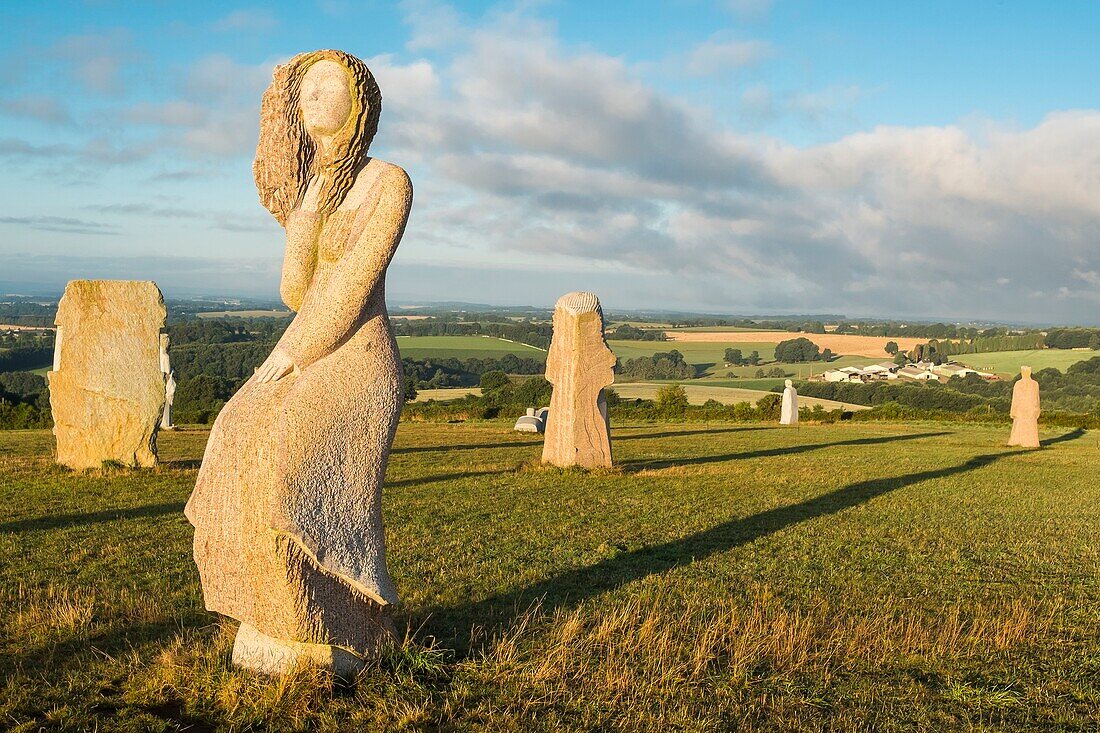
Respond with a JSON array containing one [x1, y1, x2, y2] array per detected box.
[[666, 330, 926, 357]]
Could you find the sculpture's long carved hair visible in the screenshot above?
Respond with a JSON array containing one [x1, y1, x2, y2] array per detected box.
[[253, 49, 382, 225]]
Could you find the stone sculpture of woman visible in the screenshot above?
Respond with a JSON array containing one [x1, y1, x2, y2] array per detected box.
[[780, 379, 798, 426], [184, 50, 412, 676], [542, 292, 616, 468], [1008, 365, 1040, 448]]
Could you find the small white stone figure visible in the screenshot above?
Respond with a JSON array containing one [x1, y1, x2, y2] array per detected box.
[[162, 371, 176, 430], [514, 407, 544, 433], [159, 334, 175, 430], [1008, 365, 1040, 448], [780, 379, 798, 426]]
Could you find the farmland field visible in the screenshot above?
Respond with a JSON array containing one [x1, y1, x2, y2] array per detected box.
[[396, 335, 548, 361], [609, 382, 867, 410], [955, 348, 1097, 377], [1, 420, 1096, 730], [195, 309, 292, 319], [666, 331, 924, 358]]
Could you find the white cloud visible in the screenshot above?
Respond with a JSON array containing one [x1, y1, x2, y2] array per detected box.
[[687, 38, 773, 76], [211, 9, 279, 32], [0, 95, 71, 124], [50, 30, 137, 94]]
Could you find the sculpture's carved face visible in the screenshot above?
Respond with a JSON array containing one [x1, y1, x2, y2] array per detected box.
[[1021, 366, 1033, 379], [299, 60, 353, 138]]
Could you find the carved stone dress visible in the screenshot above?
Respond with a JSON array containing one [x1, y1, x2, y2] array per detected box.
[[185, 162, 411, 655], [1008, 375, 1040, 448]]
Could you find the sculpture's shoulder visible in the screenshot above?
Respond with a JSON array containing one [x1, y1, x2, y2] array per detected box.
[[373, 160, 413, 201]]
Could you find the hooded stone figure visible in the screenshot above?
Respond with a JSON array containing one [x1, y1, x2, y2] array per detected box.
[[185, 50, 412, 676], [780, 379, 798, 426], [1008, 365, 1040, 448], [541, 292, 616, 468]]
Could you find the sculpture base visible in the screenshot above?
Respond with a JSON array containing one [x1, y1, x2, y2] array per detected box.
[[231, 622, 366, 680]]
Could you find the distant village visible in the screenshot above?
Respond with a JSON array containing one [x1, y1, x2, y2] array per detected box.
[[818, 360, 999, 384]]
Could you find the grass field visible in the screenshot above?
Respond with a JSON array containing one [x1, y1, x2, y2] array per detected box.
[[607, 383, 867, 410], [666, 331, 925, 358], [195, 310, 292, 319], [396, 335, 548, 361], [1, 421, 1097, 730], [956, 348, 1097, 377]]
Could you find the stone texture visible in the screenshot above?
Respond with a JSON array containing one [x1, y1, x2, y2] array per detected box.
[[780, 379, 798, 426], [160, 334, 176, 430], [232, 622, 367, 679], [541, 292, 616, 468], [48, 280, 166, 470], [185, 50, 410, 669], [1008, 366, 1041, 448]]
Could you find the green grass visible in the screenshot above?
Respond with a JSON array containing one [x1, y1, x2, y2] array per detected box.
[[393, 335, 882, 379], [956, 348, 1097, 377], [1, 420, 1097, 730], [396, 335, 548, 361]]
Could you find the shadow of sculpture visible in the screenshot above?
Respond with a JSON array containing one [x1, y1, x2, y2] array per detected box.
[[1041, 427, 1086, 447], [0, 502, 187, 534], [393, 440, 543, 454], [622, 431, 950, 471], [616, 425, 776, 441], [422, 428, 1088, 651]]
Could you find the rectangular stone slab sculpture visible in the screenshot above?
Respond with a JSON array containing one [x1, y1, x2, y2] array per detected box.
[[49, 280, 166, 469], [542, 291, 616, 468]]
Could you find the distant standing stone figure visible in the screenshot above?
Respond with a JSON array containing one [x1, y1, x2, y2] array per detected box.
[[542, 292, 616, 468], [48, 280, 166, 469], [185, 50, 413, 677], [159, 334, 176, 430], [1008, 366, 1040, 448], [780, 379, 798, 426]]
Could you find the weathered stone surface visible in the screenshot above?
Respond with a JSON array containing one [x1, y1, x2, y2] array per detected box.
[[780, 379, 798, 426], [232, 622, 368, 679], [185, 50, 410, 669], [48, 280, 166, 470], [541, 292, 616, 468], [160, 334, 176, 430], [1008, 366, 1041, 448]]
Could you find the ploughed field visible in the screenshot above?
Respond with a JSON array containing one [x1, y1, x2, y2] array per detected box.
[[1, 421, 1097, 731]]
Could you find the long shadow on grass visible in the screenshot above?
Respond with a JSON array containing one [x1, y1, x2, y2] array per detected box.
[[1042, 427, 1086, 447], [616, 425, 775, 441], [0, 502, 186, 533], [622, 431, 949, 471], [431, 428, 1087, 651], [393, 440, 543, 454], [391, 425, 770, 454]]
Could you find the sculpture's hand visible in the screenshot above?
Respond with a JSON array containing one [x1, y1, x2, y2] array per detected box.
[[255, 347, 296, 384]]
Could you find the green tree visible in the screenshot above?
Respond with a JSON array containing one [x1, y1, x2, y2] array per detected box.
[[1090, 334, 1100, 350], [403, 376, 418, 403], [774, 337, 821, 363], [885, 341, 899, 355], [655, 384, 689, 416], [747, 350, 761, 366], [724, 347, 744, 365], [479, 370, 512, 395]]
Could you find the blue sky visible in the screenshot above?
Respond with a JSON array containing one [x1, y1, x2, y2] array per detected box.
[[1, 1, 1098, 323]]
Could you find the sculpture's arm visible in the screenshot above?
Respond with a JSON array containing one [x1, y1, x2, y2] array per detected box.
[[276, 166, 412, 371], [280, 217, 319, 312]]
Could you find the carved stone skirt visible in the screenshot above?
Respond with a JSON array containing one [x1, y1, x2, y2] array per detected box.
[[185, 327, 401, 660]]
